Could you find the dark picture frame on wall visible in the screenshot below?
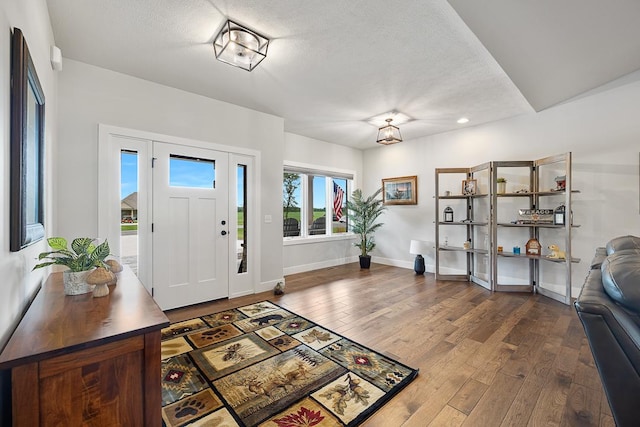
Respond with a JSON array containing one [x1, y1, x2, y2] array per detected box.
[[382, 175, 418, 205], [10, 28, 45, 251]]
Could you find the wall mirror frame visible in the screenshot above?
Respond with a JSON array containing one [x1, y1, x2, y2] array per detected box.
[[10, 28, 45, 251]]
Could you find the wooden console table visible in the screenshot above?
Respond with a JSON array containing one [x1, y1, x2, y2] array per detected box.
[[0, 268, 169, 426]]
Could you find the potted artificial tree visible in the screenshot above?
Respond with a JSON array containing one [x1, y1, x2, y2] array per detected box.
[[346, 188, 386, 269], [34, 237, 111, 295]]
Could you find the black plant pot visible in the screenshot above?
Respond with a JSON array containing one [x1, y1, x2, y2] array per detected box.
[[359, 255, 371, 269]]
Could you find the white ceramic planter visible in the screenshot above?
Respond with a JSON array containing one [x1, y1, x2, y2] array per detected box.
[[497, 182, 506, 194], [63, 270, 95, 295]]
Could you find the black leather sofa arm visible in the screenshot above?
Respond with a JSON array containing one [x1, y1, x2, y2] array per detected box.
[[575, 252, 640, 426]]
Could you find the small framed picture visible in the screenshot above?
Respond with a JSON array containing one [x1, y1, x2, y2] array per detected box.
[[462, 179, 477, 195], [382, 175, 418, 205]]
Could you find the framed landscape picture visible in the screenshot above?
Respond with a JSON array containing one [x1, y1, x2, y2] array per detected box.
[[382, 176, 417, 205]]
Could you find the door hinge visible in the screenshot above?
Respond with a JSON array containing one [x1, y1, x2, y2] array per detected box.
[[152, 157, 157, 168], [151, 287, 154, 297], [151, 223, 154, 232]]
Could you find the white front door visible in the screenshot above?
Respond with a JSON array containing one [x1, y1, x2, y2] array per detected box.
[[152, 142, 229, 310]]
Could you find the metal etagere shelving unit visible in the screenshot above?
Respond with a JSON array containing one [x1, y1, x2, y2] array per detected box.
[[435, 153, 579, 304]]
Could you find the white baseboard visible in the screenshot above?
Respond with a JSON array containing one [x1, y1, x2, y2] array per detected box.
[[283, 256, 360, 276], [284, 256, 436, 275], [373, 257, 436, 273], [256, 277, 285, 294]]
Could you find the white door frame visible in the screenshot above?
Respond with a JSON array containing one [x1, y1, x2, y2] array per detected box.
[[98, 124, 261, 299]]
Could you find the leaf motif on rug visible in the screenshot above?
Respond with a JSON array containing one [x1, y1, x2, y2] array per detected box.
[[258, 397, 342, 427], [311, 373, 385, 425], [301, 329, 332, 344], [237, 301, 281, 317], [292, 327, 341, 351]]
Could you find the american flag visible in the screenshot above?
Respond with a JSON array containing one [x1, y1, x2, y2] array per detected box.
[[333, 182, 345, 220]]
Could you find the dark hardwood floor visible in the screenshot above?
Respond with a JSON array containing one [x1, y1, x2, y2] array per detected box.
[[165, 263, 613, 427]]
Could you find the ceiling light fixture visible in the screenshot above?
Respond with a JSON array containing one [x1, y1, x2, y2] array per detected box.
[[376, 118, 403, 145], [213, 20, 269, 72], [457, 117, 469, 124]]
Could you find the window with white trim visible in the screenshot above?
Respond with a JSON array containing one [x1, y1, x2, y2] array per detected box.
[[283, 167, 351, 238]]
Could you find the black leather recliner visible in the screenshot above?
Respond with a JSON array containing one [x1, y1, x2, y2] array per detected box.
[[574, 235, 640, 427]]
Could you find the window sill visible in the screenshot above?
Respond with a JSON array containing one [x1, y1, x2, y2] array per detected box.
[[283, 233, 357, 246]]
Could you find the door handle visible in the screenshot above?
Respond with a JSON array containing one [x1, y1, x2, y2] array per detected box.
[[221, 230, 227, 236]]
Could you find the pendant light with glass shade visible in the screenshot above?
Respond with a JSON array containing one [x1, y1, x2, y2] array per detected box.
[[376, 118, 403, 145]]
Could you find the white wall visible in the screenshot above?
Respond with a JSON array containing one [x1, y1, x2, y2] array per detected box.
[[363, 74, 640, 294], [282, 133, 364, 274], [57, 59, 285, 291], [0, 0, 57, 350]]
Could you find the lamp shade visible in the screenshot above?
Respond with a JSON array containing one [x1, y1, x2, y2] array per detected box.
[[410, 239, 431, 255]]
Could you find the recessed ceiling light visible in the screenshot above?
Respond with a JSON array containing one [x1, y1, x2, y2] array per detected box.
[[457, 117, 469, 124]]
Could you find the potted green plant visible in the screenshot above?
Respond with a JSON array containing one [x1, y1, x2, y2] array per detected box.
[[496, 177, 507, 194], [346, 188, 386, 269], [34, 237, 111, 295]]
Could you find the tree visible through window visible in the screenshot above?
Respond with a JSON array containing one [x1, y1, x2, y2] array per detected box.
[[283, 173, 301, 237], [283, 169, 350, 238]]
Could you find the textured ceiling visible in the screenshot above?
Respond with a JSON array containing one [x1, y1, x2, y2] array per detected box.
[[45, 0, 639, 149]]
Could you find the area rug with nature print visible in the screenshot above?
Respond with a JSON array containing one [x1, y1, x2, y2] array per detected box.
[[160, 301, 418, 426]]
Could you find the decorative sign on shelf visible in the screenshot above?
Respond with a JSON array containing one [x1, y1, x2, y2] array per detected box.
[[526, 238, 542, 255], [517, 209, 554, 224]]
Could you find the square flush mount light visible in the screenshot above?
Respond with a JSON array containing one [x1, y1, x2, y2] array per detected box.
[[213, 20, 269, 71]]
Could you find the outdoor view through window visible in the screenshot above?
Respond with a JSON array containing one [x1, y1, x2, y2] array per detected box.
[[283, 171, 348, 238], [120, 151, 247, 277]]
